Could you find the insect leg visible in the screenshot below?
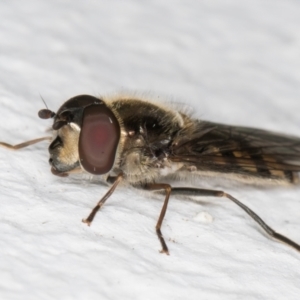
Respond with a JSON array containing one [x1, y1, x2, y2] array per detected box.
[[144, 183, 172, 255], [171, 187, 300, 252], [0, 137, 51, 150], [82, 172, 123, 226]]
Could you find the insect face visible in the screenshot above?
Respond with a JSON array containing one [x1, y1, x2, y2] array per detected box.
[[41, 95, 121, 176], [49, 124, 80, 174]]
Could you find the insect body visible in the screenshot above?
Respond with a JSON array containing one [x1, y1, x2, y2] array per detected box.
[[1, 94, 300, 254]]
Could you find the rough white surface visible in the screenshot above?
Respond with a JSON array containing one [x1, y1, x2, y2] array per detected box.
[[1, 1, 300, 299]]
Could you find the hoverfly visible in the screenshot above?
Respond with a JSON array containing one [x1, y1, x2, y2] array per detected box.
[[1, 94, 300, 255]]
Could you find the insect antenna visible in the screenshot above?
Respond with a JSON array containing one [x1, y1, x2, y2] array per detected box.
[[38, 94, 56, 119]]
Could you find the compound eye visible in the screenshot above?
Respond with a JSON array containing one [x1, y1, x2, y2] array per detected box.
[[79, 104, 120, 175]]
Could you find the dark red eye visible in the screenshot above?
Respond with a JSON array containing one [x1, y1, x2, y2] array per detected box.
[[79, 104, 120, 175]]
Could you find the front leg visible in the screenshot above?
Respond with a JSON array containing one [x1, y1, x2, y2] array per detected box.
[[0, 137, 51, 150], [82, 172, 123, 225]]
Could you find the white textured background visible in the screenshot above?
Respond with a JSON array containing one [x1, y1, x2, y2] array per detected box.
[[1, 1, 300, 299]]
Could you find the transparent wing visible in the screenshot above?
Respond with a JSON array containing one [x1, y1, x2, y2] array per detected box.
[[169, 120, 300, 182]]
